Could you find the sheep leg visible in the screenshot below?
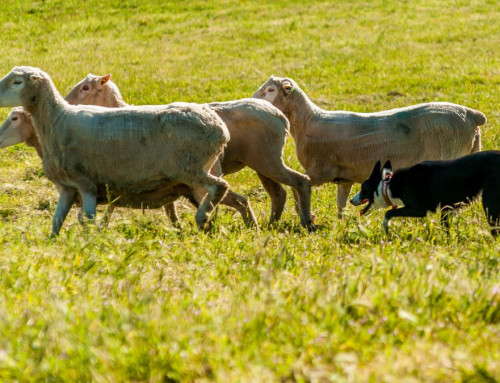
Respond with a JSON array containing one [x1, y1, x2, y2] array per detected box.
[[193, 174, 229, 231], [192, 185, 257, 228], [77, 208, 84, 224], [258, 165, 314, 230], [337, 183, 353, 219], [80, 191, 97, 222], [51, 187, 77, 236], [163, 203, 182, 227], [100, 204, 115, 228], [220, 190, 258, 228], [257, 173, 287, 225]]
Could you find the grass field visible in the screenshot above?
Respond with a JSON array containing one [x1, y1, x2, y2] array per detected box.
[[0, 0, 499, 381]]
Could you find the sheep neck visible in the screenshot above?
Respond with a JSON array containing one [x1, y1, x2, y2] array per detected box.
[[285, 89, 318, 143], [25, 133, 43, 158], [24, 77, 66, 150], [104, 85, 128, 108], [285, 89, 319, 167]]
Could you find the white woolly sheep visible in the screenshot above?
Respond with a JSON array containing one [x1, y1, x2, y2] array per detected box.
[[0, 79, 258, 228], [0, 66, 230, 235], [65, 74, 314, 229], [0, 107, 41, 157], [0, 106, 199, 226], [252, 76, 486, 218]]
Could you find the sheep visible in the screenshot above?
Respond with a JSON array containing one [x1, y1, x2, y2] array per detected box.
[[0, 106, 198, 225], [64, 74, 258, 227], [252, 75, 486, 219], [65, 74, 314, 230], [1, 77, 257, 229], [0, 66, 230, 235], [0, 107, 42, 157]]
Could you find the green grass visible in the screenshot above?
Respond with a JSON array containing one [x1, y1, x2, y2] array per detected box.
[[0, 0, 499, 381]]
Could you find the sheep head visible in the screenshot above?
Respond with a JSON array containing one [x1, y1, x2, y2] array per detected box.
[[0, 107, 35, 148], [0, 67, 46, 108], [65, 73, 111, 105], [252, 75, 297, 116], [65, 73, 125, 108]]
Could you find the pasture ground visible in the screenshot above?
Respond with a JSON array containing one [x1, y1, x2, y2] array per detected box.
[[0, 1, 499, 381]]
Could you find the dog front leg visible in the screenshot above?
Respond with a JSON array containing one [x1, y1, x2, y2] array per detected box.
[[383, 207, 427, 233], [440, 207, 453, 234]]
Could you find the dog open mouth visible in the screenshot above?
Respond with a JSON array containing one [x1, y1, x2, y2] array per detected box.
[[353, 198, 372, 216], [359, 200, 372, 216]]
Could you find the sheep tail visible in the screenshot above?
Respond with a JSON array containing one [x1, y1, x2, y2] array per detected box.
[[468, 108, 487, 126], [471, 126, 482, 153]]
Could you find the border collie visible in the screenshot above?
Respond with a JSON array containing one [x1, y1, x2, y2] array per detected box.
[[350, 150, 500, 236]]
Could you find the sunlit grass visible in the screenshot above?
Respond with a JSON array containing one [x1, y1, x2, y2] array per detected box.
[[0, 0, 498, 381]]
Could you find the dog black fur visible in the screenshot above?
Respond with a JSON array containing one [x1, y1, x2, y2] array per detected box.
[[350, 150, 500, 236]]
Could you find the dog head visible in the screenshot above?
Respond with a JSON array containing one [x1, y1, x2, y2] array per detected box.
[[350, 160, 392, 215]]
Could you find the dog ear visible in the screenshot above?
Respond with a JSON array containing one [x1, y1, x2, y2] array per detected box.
[[369, 161, 381, 180], [382, 160, 393, 179]]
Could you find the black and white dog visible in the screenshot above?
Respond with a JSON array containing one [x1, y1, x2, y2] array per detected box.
[[350, 150, 500, 236]]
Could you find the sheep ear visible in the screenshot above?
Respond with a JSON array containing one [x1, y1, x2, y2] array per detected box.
[[100, 74, 111, 85], [30, 74, 42, 82], [282, 80, 294, 95]]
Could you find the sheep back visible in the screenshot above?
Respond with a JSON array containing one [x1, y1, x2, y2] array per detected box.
[[208, 98, 289, 165], [301, 102, 485, 184], [41, 103, 229, 194]]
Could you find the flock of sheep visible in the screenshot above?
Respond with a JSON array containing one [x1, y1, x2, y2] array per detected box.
[[0, 66, 486, 236]]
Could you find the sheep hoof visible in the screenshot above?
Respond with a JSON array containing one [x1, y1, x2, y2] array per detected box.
[[196, 213, 214, 233], [305, 221, 318, 232]]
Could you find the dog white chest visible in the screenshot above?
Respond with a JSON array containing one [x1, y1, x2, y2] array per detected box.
[[373, 182, 404, 209]]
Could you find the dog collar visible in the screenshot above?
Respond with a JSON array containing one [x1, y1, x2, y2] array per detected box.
[[382, 176, 398, 209]]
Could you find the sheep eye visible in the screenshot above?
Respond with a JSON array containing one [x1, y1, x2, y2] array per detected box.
[[11, 117, 18, 121], [82, 85, 90, 91], [13, 80, 22, 85], [267, 88, 275, 93]]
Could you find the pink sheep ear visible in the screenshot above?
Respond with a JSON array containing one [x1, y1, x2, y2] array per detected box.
[[100, 74, 111, 85]]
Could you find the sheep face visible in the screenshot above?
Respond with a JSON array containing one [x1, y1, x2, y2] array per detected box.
[[252, 76, 296, 116], [0, 67, 48, 110], [0, 70, 31, 108], [0, 107, 32, 148], [65, 74, 111, 106]]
